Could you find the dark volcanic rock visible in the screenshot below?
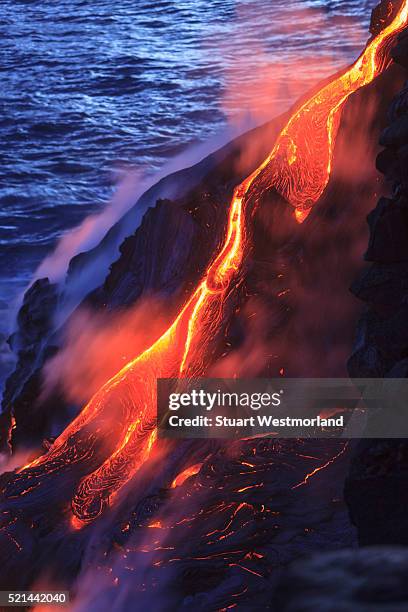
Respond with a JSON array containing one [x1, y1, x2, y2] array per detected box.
[[87, 195, 221, 310], [89, 199, 199, 309], [365, 196, 408, 263], [275, 547, 408, 611], [0, 279, 59, 451], [345, 439, 408, 545], [347, 22, 408, 546], [351, 262, 408, 307], [42, 439, 354, 611], [388, 79, 408, 120], [10, 278, 58, 351], [370, 0, 404, 36], [379, 114, 408, 146], [393, 29, 408, 69]]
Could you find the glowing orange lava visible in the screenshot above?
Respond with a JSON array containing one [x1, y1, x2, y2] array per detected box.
[[249, 0, 408, 218], [170, 463, 203, 489], [13, 2, 408, 524]]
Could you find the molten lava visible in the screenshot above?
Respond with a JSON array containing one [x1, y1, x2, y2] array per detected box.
[[171, 463, 203, 489], [12, 1, 408, 524]]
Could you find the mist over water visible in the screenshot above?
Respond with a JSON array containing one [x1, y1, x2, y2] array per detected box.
[[0, 0, 377, 328]]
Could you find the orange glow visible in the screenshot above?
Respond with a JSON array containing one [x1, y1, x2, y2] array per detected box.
[[294, 208, 311, 224], [170, 462, 203, 488], [70, 514, 85, 531], [7, 416, 16, 449], [13, 3, 408, 525], [292, 443, 348, 489], [147, 520, 163, 529], [250, 0, 408, 219]]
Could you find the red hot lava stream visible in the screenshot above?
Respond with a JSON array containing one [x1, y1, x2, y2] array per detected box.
[[13, 2, 408, 525]]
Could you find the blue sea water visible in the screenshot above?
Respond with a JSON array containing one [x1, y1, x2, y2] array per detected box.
[[0, 0, 377, 327]]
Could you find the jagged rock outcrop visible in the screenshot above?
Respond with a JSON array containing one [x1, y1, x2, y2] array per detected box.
[[346, 28, 408, 545], [348, 30, 408, 379], [0, 279, 60, 450], [275, 547, 408, 611]]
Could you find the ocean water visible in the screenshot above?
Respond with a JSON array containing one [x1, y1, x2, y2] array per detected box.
[[0, 0, 377, 326]]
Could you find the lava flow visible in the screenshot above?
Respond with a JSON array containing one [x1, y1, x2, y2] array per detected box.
[[9, 1, 408, 525]]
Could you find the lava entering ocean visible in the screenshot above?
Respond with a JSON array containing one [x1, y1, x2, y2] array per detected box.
[[7, 0, 408, 526]]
